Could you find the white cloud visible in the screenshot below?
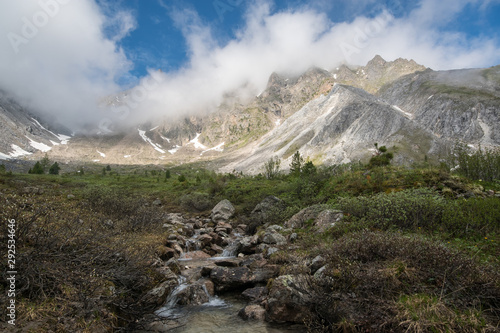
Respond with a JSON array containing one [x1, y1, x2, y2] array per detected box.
[[0, 0, 133, 129], [1, 0, 498, 130], [122, 0, 499, 125]]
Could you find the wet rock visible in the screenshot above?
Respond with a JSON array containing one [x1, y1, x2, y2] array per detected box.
[[215, 221, 233, 234], [142, 277, 178, 307], [209, 243, 224, 254], [157, 246, 177, 260], [242, 286, 268, 302], [194, 219, 203, 229], [182, 251, 211, 260], [198, 234, 213, 247], [239, 304, 266, 321], [211, 199, 235, 223], [176, 283, 210, 306], [214, 258, 241, 267], [239, 236, 257, 254], [266, 275, 313, 323], [240, 254, 266, 268], [210, 267, 256, 292]]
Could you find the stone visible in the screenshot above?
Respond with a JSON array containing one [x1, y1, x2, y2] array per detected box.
[[314, 210, 343, 232], [198, 234, 213, 247], [157, 246, 177, 260], [289, 233, 298, 242], [182, 251, 211, 260], [310, 255, 326, 274], [241, 286, 268, 302], [152, 199, 162, 206], [210, 243, 224, 254], [238, 304, 266, 321], [266, 275, 313, 323], [176, 283, 210, 306], [214, 258, 241, 267], [262, 230, 287, 245], [67, 194, 75, 199], [265, 247, 279, 258], [210, 267, 256, 292], [250, 196, 285, 226], [194, 220, 203, 229], [142, 277, 178, 307], [216, 221, 233, 233], [166, 213, 185, 225], [285, 205, 329, 229], [211, 199, 235, 223]]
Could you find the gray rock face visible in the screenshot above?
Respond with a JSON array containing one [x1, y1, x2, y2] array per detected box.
[[285, 205, 329, 229], [238, 304, 266, 321], [266, 275, 313, 323], [250, 196, 285, 225], [314, 210, 343, 232], [211, 199, 235, 223]]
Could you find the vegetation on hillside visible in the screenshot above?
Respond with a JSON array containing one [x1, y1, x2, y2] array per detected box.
[[0, 146, 498, 332]]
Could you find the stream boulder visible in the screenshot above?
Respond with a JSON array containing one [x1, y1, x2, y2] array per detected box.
[[211, 199, 235, 223]]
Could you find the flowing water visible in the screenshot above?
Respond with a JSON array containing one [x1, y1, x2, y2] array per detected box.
[[150, 231, 304, 332], [155, 293, 303, 333]]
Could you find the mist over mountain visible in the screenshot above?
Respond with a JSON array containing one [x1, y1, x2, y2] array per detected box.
[[1, 55, 499, 175], [1, 0, 499, 132]]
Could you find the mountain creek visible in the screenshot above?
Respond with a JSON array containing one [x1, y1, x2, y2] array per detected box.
[[132, 197, 331, 332]]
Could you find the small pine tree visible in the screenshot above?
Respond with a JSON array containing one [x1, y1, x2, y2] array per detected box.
[[368, 143, 394, 168], [105, 165, 111, 171], [178, 174, 186, 182], [289, 151, 304, 176], [32, 161, 44, 174], [302, 160, 317, 176], [49, 162, 60, 175], [0, 164, 6, 174], [79, 167, 84, 175], [264, 156, 281, 179], [165, 169, 171, 179], [102, 167, 106, 175], [40, 153, 50, 172]]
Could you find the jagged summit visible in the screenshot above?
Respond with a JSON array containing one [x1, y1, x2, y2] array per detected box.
[[1, 57, 498, 174]]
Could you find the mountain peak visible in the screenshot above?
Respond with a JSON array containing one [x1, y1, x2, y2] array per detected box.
[[367, 55, 387, 68]]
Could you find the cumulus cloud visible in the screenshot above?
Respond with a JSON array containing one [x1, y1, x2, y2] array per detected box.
[[0, 0, 499, 130], [0, 0, 134, 129], [122, 0, 500, 126]]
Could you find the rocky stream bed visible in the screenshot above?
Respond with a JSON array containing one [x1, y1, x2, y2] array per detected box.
[[132, 198, 343, 332]]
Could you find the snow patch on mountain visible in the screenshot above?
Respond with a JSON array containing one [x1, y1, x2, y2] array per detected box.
[[10, 145, 32, 158], [27, 137, 52, 152], [138, 129, 166, 154], [201, 142, 225, 156], [188, 133, 207, 150]]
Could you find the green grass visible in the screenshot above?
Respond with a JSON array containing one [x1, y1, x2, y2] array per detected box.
[[1, 152, 499, 331]]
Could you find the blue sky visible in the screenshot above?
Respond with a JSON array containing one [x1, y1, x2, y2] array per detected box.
[[1, 0, 500, 127], [114, 0, 500, 80]]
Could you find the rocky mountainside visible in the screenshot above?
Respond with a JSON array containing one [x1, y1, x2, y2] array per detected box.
[[0, 90, 71, 160], [1, 56, 499, 173]]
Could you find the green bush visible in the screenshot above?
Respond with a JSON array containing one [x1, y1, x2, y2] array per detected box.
[[452, 144, 500, 181], [337, 188, 446, 230], [180, 192, 211, 212]]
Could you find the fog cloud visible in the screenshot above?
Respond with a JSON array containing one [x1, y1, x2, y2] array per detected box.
[[0, 0, 499, 130]]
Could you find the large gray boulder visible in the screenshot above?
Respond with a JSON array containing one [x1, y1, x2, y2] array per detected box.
[[266, 275, 313, 323], [285, 204, 329, 229], [211, 199, 235, 223]]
